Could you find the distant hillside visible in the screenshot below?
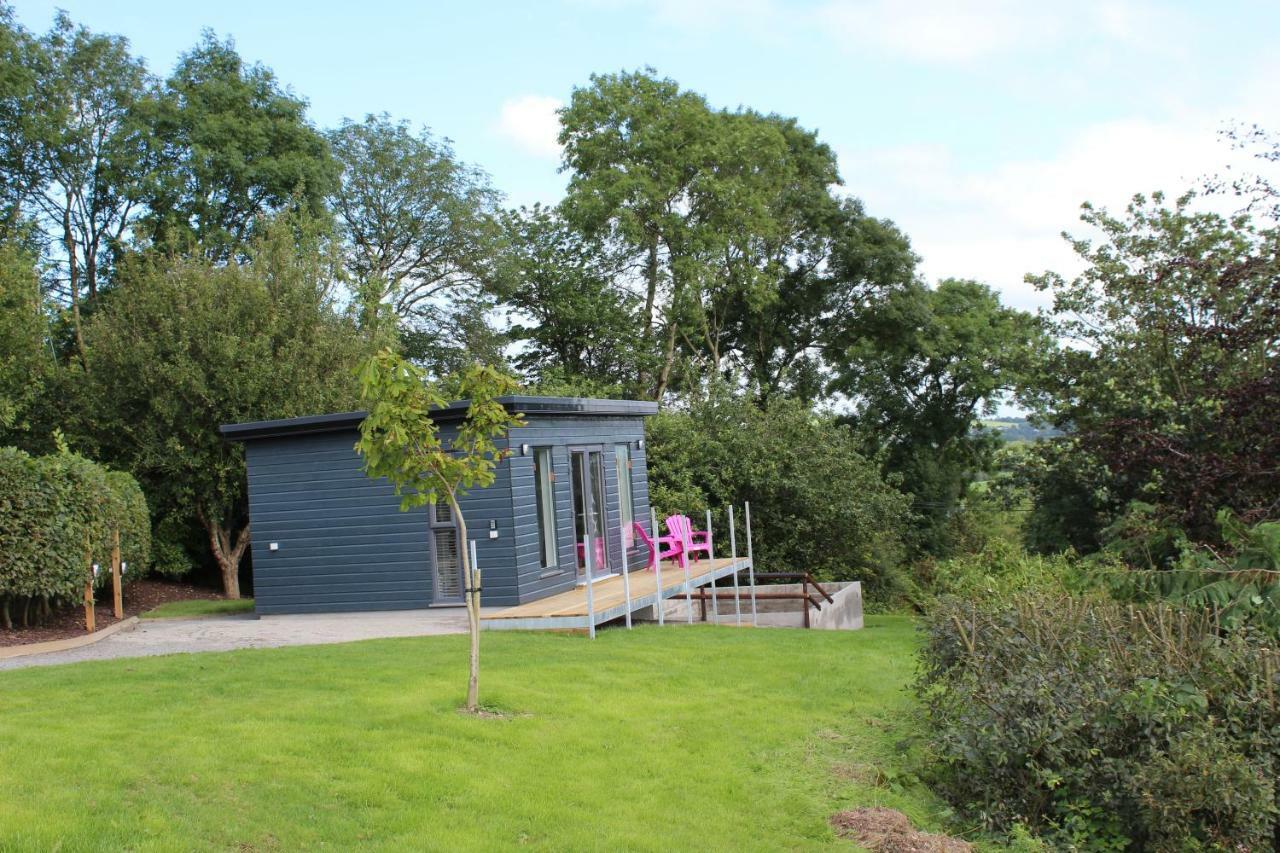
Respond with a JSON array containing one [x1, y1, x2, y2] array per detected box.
[[976, 417, 1062, 443]]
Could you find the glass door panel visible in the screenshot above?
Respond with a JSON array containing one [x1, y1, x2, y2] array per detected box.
[[570, 449, 608, 579]]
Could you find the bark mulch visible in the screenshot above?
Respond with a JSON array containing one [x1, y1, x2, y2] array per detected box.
[[829, 808, 973, 853], [0, 579, 229, 647]]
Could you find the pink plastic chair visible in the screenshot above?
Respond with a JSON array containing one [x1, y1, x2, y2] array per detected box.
[[664, 515, 712, 568], [632, 521, 682, 571], [575, 537, 607, 572]]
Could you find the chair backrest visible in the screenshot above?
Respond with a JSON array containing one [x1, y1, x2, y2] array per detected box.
[[665, 514, 694, 548], [632, 521, 655, 550]]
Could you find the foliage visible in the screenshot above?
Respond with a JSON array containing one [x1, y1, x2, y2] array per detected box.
[[919, 593, 1280, 849], [497, 203, 647, 393], [1025, 192, 1280, 544], [354, 348, 524, 711], [907, 540, 1085, 610], [0, 241, 48, 437], [28, 11, 155, 307], [645, 389, 910, 595], [559, 68, 915, 402], [137, 31, 335, 261], [328, 113, 502, 326], [835, 278, 1045, 556], [0, 445, 148, 628], [1100, 510, 1280, 638], [76, 213, 369, 596]]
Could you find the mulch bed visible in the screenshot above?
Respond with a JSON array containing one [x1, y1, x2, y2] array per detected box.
[[830, 808, 972, 853], [0, 579, 230, 647]]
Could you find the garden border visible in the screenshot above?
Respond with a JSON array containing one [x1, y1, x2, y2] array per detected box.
[[0, 616, 139, 661]]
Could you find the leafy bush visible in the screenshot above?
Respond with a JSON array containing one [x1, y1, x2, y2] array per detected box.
[[0, 446, 150, 628], [645, 390, 910, 595], [907, 540, 1089, 609], [919, 593, 1280, 849], [1100, 510, 1280, 638]]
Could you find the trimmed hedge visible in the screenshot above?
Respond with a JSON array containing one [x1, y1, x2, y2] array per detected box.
[[0, 447, 150, 628], [919, 593, 1280, 850]]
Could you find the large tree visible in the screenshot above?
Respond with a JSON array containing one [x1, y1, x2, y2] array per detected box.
[[832, 278, 1043, 554], [0, 6, 45, 236], [328, 114, 501, 325], [138, 32, 336, 261], [78, 214, 370, 596], [558, 70, 915, 402], [558, 69, 718, 399], [497, 203, 647, 393], [1026, 192, 1280, 546]]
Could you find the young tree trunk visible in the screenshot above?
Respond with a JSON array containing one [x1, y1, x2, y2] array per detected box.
[[198, 507, 251, 599], [655, 319, 679, 401], [449, 492, 480, 712], [1, 596, 10, 630]]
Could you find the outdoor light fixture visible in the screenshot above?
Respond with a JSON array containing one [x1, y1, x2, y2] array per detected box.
[[521, 443, 530, 456], [269, 542, 279, 551], [121, 562, 128, 575], [489, 519, 499, 539], [636, 439, 645, 451]]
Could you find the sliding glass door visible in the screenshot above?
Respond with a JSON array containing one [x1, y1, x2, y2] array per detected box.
[[569, 448, 609, 579]]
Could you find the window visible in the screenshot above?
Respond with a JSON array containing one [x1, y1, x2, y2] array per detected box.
[[533, 448, 557, 568], [615, 444, 634, 546]]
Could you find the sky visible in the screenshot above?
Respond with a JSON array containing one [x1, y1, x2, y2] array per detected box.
[[12, 0, 1280, 312]]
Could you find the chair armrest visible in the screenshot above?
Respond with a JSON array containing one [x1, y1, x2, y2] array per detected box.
[[689, 530, 710, 543]]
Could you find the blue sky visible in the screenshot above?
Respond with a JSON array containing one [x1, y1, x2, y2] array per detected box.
[[13, 0, 1280, 310]]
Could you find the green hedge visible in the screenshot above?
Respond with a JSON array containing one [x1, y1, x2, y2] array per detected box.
[[0, 447, 150, 628], [919, 593, 1279, 849]]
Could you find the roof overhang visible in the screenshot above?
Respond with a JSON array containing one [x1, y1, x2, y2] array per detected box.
[[219, 396, 659, 442]]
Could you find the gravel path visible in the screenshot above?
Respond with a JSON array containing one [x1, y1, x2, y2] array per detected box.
[[0, 608, 495, 671]]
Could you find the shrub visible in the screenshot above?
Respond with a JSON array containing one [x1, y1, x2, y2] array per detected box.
[[0, 446, 150, 628], [645, 390, 910, 596], [919, 593, 1280, 849], [907, 540, 1089, 609]]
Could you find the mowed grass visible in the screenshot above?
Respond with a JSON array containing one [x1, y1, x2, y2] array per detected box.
[[139, 598, 256, 619], [0, 617, 947, 851]]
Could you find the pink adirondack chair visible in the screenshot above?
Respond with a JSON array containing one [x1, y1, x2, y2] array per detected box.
[[664, 514, 712, 568], [632, 521, 682, 572]]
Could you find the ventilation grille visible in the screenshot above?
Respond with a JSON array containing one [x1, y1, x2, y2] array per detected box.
[[434, 528, 462, 600]]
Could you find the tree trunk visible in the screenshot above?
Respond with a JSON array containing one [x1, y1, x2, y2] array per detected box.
[[199, 507, 251, 599], [64, 198, 89, 371], [449, 492, 480, 712], [655, 318, 679, 401]]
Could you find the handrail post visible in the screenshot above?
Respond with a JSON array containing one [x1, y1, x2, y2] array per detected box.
[[729, 505, 742, 626], [649, 508, 665, 626], [620, 522, 632, 629], [584, 534, 597, 639], [745, 501, 757, 627], [801, 573, 810, 629], [705, 509, 718, 624]]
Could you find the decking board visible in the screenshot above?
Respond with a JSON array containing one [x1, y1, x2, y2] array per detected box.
[[481, 556, 752, 630]]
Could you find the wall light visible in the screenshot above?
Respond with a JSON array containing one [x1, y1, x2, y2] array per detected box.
[[521, 443, 530, 456], [636, 439, 645, 451]]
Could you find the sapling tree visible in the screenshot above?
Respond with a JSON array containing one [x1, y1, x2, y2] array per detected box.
[[354, 349, 522, 711]]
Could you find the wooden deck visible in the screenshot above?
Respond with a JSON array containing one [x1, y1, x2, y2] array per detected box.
[[481, 556, 753, 632]]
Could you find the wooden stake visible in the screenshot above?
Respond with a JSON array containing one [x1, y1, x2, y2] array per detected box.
[[83, 534, 95, 633], [111, 529, 123, 620]]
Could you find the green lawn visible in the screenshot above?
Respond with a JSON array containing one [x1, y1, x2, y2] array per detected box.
[[0, 617, 952, 851], [140, 598, 256, 619]]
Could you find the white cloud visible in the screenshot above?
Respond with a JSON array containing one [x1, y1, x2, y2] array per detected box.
[[497, 95, 565, 160], [838, 113, 1274, 312]]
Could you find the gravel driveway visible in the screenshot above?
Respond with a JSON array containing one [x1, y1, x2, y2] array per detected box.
[[0, 608, 495, 671]]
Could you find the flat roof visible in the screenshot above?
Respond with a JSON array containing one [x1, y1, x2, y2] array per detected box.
[[219, 395, 659, 442]]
